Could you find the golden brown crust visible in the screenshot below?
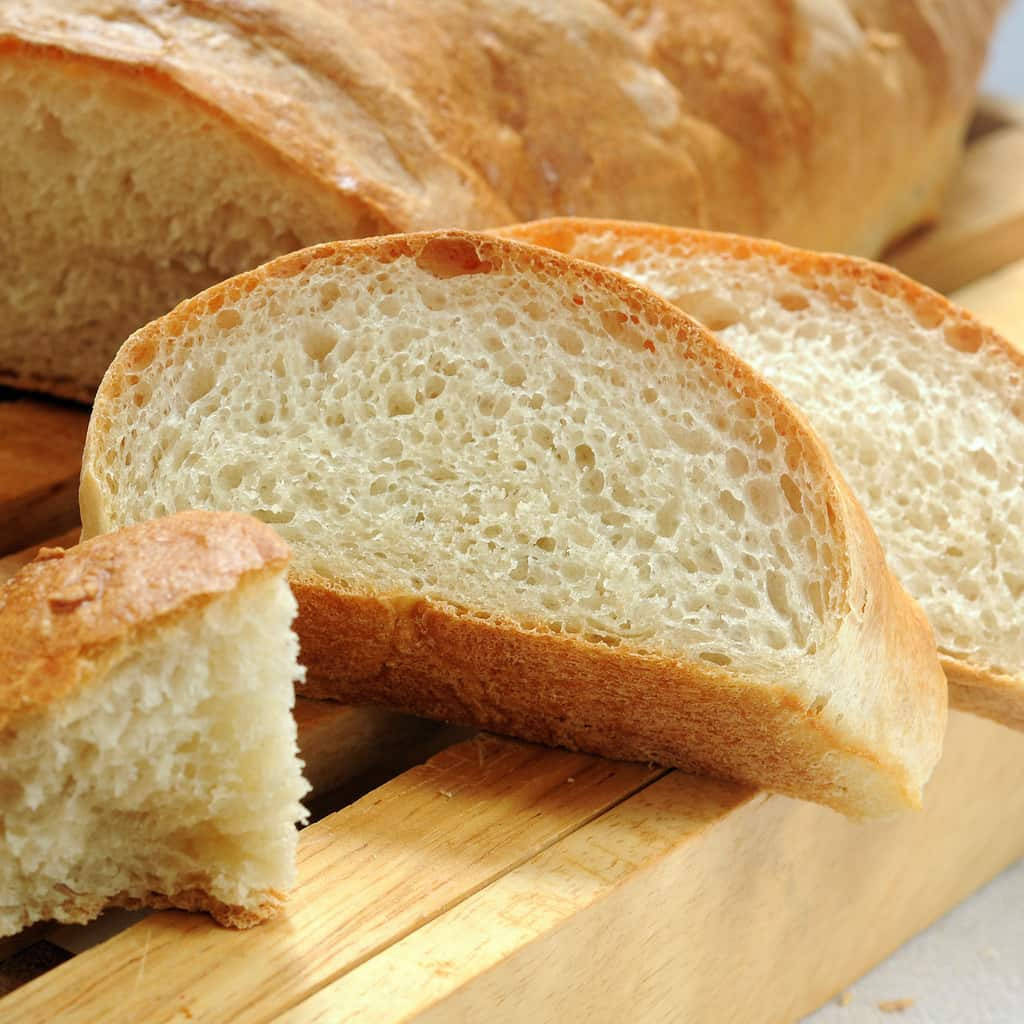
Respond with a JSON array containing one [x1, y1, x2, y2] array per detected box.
[[496, 217, 1024, 379], [0, 1, 1004, 404], [109, 886, 285, 929], [0, 0, 1004, 250], [83, 229, 947, 815], [0, 510, 289, 731], [0, 36, 393, 236], [297, 588, 919, 818], [497, 216, 1024, 725]]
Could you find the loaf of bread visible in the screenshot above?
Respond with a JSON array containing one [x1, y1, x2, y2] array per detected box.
[[79, 230, 946, 817], [0, 511, 308, 938], [498, 219, 1024, 729], [0, 0, 1004, 400]]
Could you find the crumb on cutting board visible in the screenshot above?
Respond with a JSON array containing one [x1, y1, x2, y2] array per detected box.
[[878, 997, 915, 1013], [836, 990, 853, 1007]]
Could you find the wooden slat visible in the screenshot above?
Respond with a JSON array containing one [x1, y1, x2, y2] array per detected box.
[[0, 738, 663, 1022], [886, 128, 1024, 294], [969, 93, 1024, 141], [0, 398, 89, 554], [291, 700, 444, 800], [281, 713, 1024, 1024]]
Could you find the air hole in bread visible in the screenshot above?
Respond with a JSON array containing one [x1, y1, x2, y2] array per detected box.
[[777, 292, 810, 312], [415, 237, 494, 279], [944, 322, 983, 354]]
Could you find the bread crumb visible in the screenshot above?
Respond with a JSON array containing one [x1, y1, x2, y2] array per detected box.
[[34, 547, 67, 562], [878, 998, 914, 1013], [866, 29, 901, 51], [439, 789, 455, 799], [836, 990, 852, 1007], [48, 576, 101, 610]]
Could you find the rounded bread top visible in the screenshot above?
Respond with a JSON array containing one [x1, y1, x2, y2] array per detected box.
[[0, 510, 290, 730]]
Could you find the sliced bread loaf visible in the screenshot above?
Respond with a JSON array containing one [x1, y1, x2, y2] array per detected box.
[[0, 510, 308, 938], [497, 219, 1024, 729], [79, 230, 946, 817]]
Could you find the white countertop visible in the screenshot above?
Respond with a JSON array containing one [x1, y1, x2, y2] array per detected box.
[[805, 6, 1023, 1019], [804, 859, 1024, 1022]]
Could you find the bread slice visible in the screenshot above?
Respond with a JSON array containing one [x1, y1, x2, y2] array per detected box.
[[0, 1, 1005, 400], [0, 510, 308, 939], [79, 230, 946, 817], [497, 219, 1024, 729]]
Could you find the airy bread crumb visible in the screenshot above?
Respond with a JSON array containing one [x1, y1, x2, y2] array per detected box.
[[0, 512, 308, 938], [500, 219, 1024, 729]]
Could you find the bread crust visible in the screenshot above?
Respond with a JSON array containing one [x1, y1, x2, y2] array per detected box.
[[0, 0, 1002, 252], [0, 510, 289, 732], [82, 229, 947, 816], [0, 510, 294, 936], [0, 1, 1004, 401], [497, 217, 1024, 728]]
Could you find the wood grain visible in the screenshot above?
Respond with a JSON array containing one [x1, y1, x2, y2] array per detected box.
[[0, 738, 663, 1022], [0, 398, 88, 554], [292, 699, 443, 800], [887, 129, 1024, 294], [280, 713, 1024, 1024]]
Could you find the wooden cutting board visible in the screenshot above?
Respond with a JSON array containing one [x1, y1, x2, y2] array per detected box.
[[0, 99, 1023, 1022]]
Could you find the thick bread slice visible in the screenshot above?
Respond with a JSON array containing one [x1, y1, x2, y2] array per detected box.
[[79, 231, 945, 817], [498, 219, 1024, 729], [0, 0, 1005, 400], [0, 510, 308, 938]]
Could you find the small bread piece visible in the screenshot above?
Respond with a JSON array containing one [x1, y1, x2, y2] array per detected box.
[[0, 0, 1005, 400], [498, 219, 1024, 729], [80, 230, 946, 817], [0, 511, 308, 939]]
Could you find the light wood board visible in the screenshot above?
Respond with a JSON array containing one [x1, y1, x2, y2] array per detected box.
[[0, 739, 664, 1022], [282, 714, 1024, 1024], [952, 256, 1024, 349]]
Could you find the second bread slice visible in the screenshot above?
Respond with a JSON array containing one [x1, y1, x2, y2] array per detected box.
[[81, 230, 945, 816], [497, 218, 1024, 730]]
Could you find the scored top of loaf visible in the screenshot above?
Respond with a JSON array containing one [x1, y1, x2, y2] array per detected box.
[[0, 0, 1006, 254], [496, 216, 1024, 724], [0, 510, 290, 730]]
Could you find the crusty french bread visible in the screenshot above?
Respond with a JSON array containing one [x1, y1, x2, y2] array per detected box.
[[0, 511, 308, 938], [79, 230, 946, 817], [497, 219, 1024, 729], [0, 0, 1005, 400]]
